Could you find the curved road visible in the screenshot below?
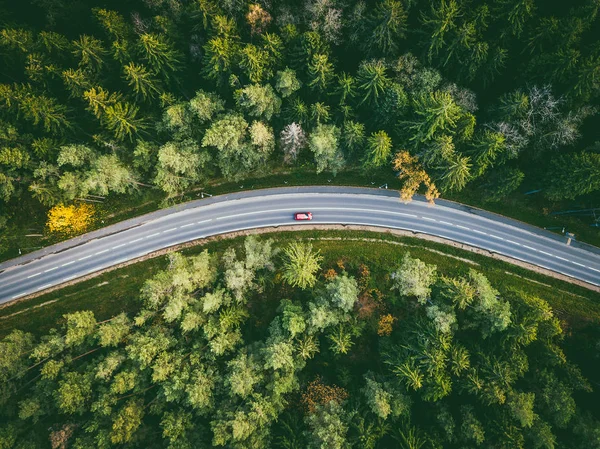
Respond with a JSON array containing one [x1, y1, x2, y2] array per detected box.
[[1, 187, 600, 304]]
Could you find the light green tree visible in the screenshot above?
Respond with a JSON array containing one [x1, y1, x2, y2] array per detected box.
[[236, 84, 281, 121], [308, 124, 345, 174], [281, 242, 323, 289]]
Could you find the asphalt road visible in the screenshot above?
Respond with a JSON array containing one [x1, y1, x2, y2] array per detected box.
[[1, 188, 600, 305]]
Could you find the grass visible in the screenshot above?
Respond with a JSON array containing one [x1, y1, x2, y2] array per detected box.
[[1, 229, 599, 339]]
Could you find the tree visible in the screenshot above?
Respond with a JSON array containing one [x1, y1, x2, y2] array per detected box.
[[236, 84, 282, 121], [202, 36, 240, 86], [275, 68, 302, 98], [305, 401, 350, 449], [84, 154, 136, 196], [246, 4, 272, 35], [544, 152, 600, 200], [438, 153, 472, 192], [123, 62, 161, 101], [507, 391, 536, 428], [189, 90, 225, 123], [103, 102, 147, 142], [342, 121, 366, 160], [357, 60, 390, 106], [155, 139, 210, 195], [47, 204, 95, 235], [479, 166, 524, 202], [308, 53, 334, 92], [280, 122, 307, 164], [281, 242, 323, 289], [367, 0, 407, 55], [308, 124, 345, 174], [240, 44, 272, 83], [364, 130, 393, 169], [392, 150, 440, 203], [391, 253, 437, 304], [325, 274, 359, 313], [409, 91, 463, 144], [138, 33, 181, 78], [72, 35, 105, 71]]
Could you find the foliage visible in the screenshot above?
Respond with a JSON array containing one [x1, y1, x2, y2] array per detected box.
[[46, 203, 95, 235]]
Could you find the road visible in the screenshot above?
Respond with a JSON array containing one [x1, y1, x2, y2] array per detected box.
[[1, 187, 600, 304]]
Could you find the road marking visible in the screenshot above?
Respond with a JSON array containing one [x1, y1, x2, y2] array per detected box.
[[438, 220, 453, 226], [472, 229, 488, 235], [521, 245, 536, 251], [112, 243, 127, 250], [37, 284, 52, 291], [62, 275, 77, 282], [61, 261, 76, 267], [554, 256, 569, 262], [192, 235, 204, 240], [180, 223, 194, 228], [146, 233, 160, 238], [12, 294, 24, 299], [78, 255, 92, 261], [537, 250, 553, 256], [571, 262, 586, 268], [505, 240, 521, 246], [27, 272, 42, 278], [422, 217, 437, 222], [197, 219, 211, 224], [489, 234, 505, 241], [95, 249, 109, 255], [162, 228, 177, 234], [587, 266, 600, 273], [44, 267, 58, 273], [130, 238, 143, 243], [455, 225, 470, 230], [397, 213, 418, 218]]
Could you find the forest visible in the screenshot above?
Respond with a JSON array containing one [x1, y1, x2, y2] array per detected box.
[[0, 0, 600, 251], [1, 235, 599, 448]]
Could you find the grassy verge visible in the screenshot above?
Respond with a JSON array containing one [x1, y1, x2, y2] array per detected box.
[[1, 229, 599, 338]]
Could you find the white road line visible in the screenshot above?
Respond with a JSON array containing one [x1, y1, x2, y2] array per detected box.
[[489, 235, 505, 241], [455, 225, 470, 230], [180, 223, 195, 228], [522, 245, 536, 251], [538, 250, 553, 256], [27, 272, 42, 278], [554, 256, 569, 262], [472, 230, 488, 235], [37, 284, 52, 291], [146, 233, 160, 238], [422, 217, 437, 222], [192, 235, 204, 240], [44, 267, 58, 273], [95, 249, 109, 255], [12, 293, 24, 299], [586, 266, 600, 273], [112, 243, 127, 249], [438, 220, 453, 226], [397, 213, 418, 218], [62, 275, 77, 282], [61, 260, 76, 267], [162, 228, 177, 233], [197, 219, 211, 224], [78, 255, 92, 261], [130, 238, 143, 243], [572, 262, 586, 268], [505, 240, 521, 246]]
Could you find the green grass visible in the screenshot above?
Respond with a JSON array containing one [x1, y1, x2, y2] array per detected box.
[[1, 229, 599, 338]]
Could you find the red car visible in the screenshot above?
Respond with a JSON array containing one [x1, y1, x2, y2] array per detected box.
[[294, 212, 313, 220]]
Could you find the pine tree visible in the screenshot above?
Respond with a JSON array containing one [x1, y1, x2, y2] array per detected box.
[[104, 102, 147, 141], [123, 62, 161, 101]]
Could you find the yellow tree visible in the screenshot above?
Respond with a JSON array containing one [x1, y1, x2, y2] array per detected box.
[[392, 151, 439, 203], [47, 203, 95, 235]]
